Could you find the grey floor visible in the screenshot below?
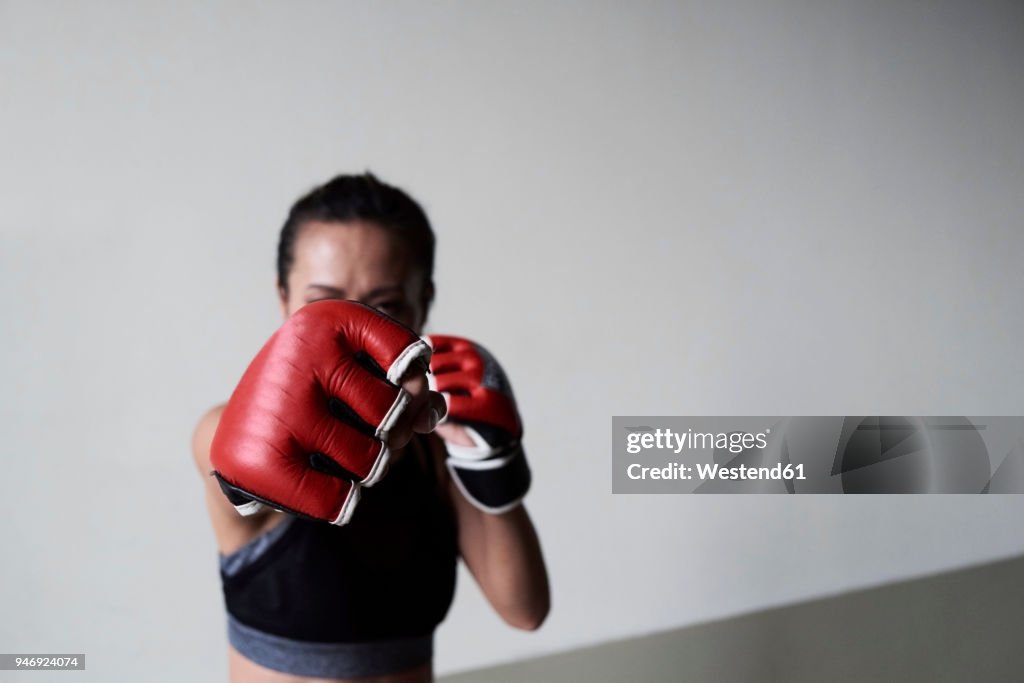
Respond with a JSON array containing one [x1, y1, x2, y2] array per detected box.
[[441, 553, 1024, 682]]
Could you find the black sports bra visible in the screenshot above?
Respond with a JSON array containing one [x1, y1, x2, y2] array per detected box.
[[218, 435, 458, 677]]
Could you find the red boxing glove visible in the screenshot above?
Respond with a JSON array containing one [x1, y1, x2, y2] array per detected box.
[[427, 335, 531, 514], [211, 300, 431, 525]]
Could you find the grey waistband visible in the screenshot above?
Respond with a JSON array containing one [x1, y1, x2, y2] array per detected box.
[[227, 614, 433, 679]]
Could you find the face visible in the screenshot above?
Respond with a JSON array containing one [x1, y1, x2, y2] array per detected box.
[[279, 220, 433, 332]]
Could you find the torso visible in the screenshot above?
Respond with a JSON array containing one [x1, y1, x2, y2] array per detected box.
[[208, 426, 457, 683]]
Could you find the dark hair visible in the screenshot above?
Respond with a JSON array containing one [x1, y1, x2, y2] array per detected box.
[[276, 172, 436, 294]]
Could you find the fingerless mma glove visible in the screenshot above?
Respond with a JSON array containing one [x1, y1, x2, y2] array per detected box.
[[210, 300, 431, 525], [427, 335, 531, 514]]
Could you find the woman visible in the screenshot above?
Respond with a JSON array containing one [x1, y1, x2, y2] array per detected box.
[[192, 173, 550, 682]]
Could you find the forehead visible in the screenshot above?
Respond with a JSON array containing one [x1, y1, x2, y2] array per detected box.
[[290, 220, 416, 289]]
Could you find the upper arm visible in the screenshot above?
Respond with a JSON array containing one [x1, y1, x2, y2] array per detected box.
[[192, 405, 273, 552]]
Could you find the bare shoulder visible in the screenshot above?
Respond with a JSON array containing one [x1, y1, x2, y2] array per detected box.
[[191, 403, 226, 476], [191, 402, 279, 552]]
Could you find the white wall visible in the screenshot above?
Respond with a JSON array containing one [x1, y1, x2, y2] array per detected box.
[[1, 1, 1022, 679]]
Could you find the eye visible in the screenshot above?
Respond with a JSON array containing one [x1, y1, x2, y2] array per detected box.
[[372, 300, 405, 315]]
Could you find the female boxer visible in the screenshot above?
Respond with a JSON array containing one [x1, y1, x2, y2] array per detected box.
[[192, 173, 550, 682]]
